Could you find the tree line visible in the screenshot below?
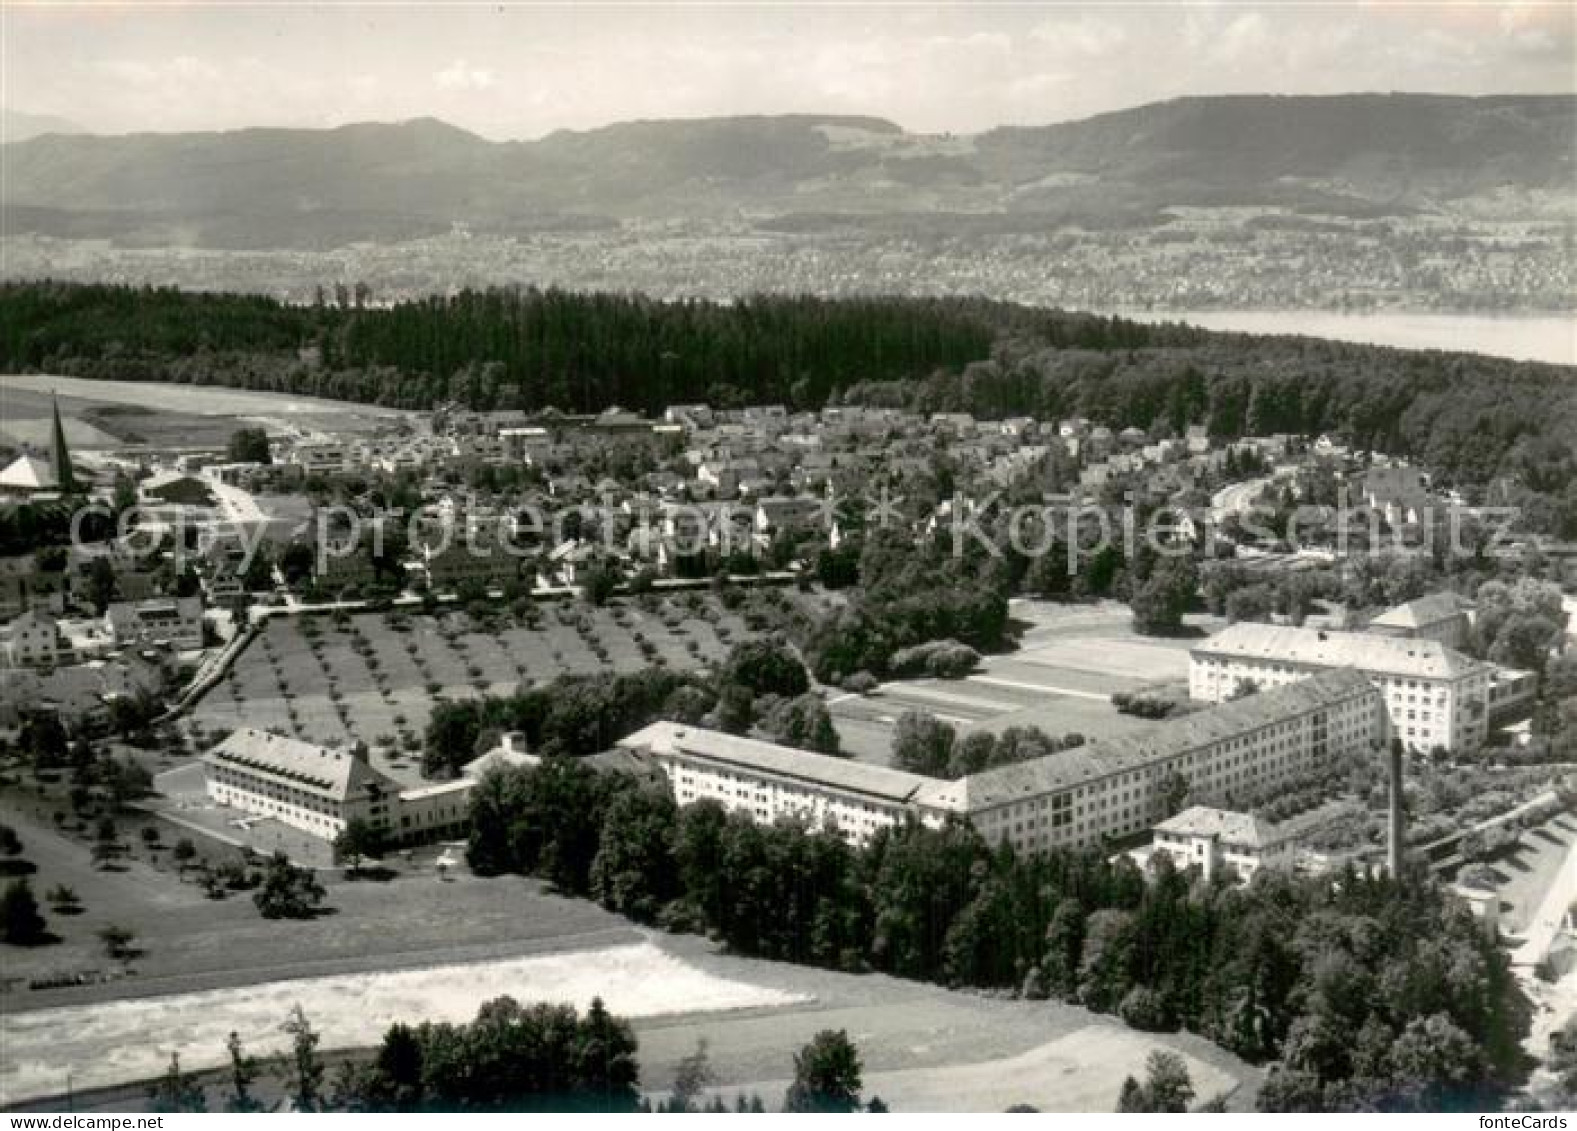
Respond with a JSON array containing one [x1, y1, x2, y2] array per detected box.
[[421, 639, 843, 779], [149, 997, 878, 1113], [8, 281, 1570, 492], [464, 756, 1531, 1113]]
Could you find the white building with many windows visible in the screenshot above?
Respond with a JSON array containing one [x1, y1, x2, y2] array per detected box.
[[619, 669, 1385, 857], [1, 609, 63, 669], [105, 596, 205, 650], [1189, 622, 1491, 752], [956, 668, 1383, 855], [203, 728, 472, 846], [1150, 806, 1292, 883], [617, 722, 957, 847]]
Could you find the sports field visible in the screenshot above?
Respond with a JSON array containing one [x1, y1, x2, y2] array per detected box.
[[827, 600, 1217, 764]]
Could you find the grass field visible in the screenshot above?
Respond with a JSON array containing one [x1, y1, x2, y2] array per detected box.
[[2, 374, 411, 422], [1, 374, 410, 452], [3, 942, 806, 1104], [827, 599, 1220, 765], [0, 808, 1258, 1112]]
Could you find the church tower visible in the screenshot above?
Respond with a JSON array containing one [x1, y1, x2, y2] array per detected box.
[[49, 393, 76, 494]]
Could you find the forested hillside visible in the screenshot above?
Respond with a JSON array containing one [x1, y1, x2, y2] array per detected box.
[[3, 281, 1574, 491], [3, 96, 1570, 245]]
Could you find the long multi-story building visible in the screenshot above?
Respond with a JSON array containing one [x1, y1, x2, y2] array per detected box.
[[617, 668, 1385, 854], [953, 668, 1383, 855], [1188, 622, 1491, 752], [203, 729, 471, 846], [617, 722, 954, 848]]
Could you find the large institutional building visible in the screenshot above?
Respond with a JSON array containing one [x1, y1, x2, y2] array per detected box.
[[619, 668, 1386, 854], [203, 728, 476, 846], [616, 722, 956, 848], [1187, 622, 1492, 752]]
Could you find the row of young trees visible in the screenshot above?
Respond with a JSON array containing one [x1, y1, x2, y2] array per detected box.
[[465, 757, 1531, 1112]]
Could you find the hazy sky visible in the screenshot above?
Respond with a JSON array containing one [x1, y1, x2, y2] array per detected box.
[[3, 2, 1573, 140]]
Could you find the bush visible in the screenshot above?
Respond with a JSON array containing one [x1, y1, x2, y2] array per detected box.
[[253, 853, 326, 919], [840, 671, 879, 695], [1118, 985, 1175, 1032], [889, 639, 979, 679], [1111, 690, 1178, 719]]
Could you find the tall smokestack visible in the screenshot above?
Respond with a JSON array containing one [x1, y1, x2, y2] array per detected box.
[[1387, 739, 1404, 879]]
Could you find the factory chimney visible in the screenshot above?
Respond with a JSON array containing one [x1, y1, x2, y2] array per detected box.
[[1387, 738, 1405, 879]]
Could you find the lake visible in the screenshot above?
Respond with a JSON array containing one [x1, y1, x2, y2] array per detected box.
[[1119, 310, 1575, 367]]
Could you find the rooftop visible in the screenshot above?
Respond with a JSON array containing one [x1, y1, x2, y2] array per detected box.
[[1369, 592, 1469, 631], [1156, 805, 1278, 849], [958, 668, 1378, 811], [1191, 622, 1486, 681], [204, 728, 399, 801], [619, 720, 946, 806]]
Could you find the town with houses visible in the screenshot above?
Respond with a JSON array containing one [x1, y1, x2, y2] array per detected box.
[[1, 391, 1567, 873], [2, 357, 1575, 1114], [3, 0, 1577, 1113]]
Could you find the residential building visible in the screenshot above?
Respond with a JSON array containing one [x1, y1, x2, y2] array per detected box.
[[956, 669, 1383, 854], [1150, 806, 1291, 883], [105, 596, 204, 650], [422, 531, 525, 592], [1189, 622, 1492, 751], [203, 728, 472, 846], [204, 730, 403, 840], [0, 654, 164, 731], [1489, 667, 1538, 722], [754, 496, 825, 542], [1, 610, 64, 668]]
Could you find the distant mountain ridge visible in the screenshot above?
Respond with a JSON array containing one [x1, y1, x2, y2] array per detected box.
[[0, 107, 84, 145], [2, 94, 1571, 249]]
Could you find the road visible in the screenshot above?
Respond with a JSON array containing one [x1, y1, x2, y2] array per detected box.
[[1210, 476, 1270, 521]]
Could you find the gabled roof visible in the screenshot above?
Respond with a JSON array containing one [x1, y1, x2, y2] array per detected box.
[[204, 728, 399, 802], [1155, 805, 1277, 849], [959, 669, 1377, 811], [1370, 592, 1467, 631], [1191, 622, 1486, 681], [619, 721, 944, 806], [0, 455, 55, 490]]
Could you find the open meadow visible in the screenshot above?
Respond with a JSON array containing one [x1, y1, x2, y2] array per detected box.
[[828, 599, 1220, 764], [0, 808, 1258, 1112], [1, 373, 411, 453]]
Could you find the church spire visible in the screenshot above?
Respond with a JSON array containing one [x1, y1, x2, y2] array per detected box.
[[49, 392, 76, 494]]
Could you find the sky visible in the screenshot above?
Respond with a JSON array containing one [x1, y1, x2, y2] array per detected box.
[[2, 2, 1574, 140]]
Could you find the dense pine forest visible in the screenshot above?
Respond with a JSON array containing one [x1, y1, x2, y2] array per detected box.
[[3, 281, 1574, 487]]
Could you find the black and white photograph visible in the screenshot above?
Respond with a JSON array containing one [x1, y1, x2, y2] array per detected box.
[[0, 0, 1574, 1118]]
